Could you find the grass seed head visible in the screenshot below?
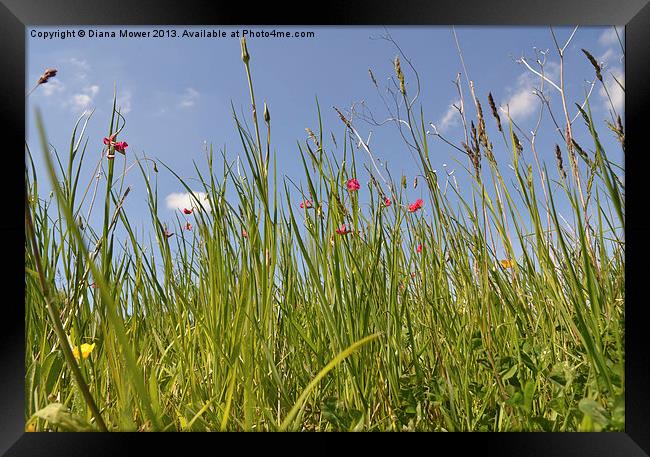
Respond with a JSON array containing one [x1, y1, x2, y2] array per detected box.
[[555, 144, 567, 180], [488, 92, 502, 132], [37, 68, 57, 85], [581, 48, 603, 82]]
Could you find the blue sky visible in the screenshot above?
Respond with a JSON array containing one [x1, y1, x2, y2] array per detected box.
[[26, 26, 624, 253]]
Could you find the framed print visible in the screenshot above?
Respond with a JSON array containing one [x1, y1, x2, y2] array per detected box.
[[2, 0, 649, 455]]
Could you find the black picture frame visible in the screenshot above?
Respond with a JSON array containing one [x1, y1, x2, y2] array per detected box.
[[2, 0, 649, 455]]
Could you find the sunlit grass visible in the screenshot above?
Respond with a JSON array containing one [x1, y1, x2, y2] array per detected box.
[[25, 37, 624, 432]]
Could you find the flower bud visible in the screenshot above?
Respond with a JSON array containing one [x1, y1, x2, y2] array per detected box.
[[263, 102, 270, 124], [241, 38, 250, 63]]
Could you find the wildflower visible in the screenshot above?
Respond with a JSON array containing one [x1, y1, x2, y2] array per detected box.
[[242, 229, 248, 239], [335, 224, 351, 235], [300, 200, 313, 209], [103, 134, 117, 146], [103, 133, 127, 155], [26, 422, 36, 432], [411, 272, 417, 279], [163, 228, 174, 238], [183, 208, 193, 215], [184, 222, 192, 231], [417, 244, 422, 254], [114, 141, 128, 154], [90, 282, 97, 289], [500, 259, 514, 269], [72, 343, 95, 360], [346, 178, 361, 192], [384, 197, 391, 207], [408, 198, 424, 213]]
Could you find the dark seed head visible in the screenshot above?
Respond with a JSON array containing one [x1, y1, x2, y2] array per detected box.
[[38, 68, 57, 84]]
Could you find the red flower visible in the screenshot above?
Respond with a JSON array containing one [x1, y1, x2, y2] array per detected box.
[[335, 224, 351, 235], [242, 229, 248, 239], [346, 178, 361, 192], [408, 198, 424, 213], [103, 134, 117, 145], [103, 134, 127, 156], [417, 244, 422, 254], [299, 200, 313, 209], [114, 141, 128, 153], [384, 197, 391, 207], [184, 222, 192, 231], [183, 208, 193, 215]]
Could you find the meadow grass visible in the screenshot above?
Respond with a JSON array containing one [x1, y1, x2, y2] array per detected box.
[[25, 38, 624, 432]]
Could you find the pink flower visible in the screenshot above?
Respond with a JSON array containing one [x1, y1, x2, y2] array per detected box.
[[417, 244, 422, 254], [408, 198, 424, 213], [184, 222, 192, 231], [103, 134, 117, 145], [242, 229, 248, 239], [103, 134, 127, 156], [114, 141, 128, 153], [335, 224, 351, 235], [183, 208, 193, 215], [90, 282, 97, 289], [300, 200, 313, 209], [384, 197, 391, 207], [346, 178, 361, 192]]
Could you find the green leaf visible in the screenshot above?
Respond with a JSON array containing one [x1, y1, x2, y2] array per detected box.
[[502, 364, 518, 382], [522, 379, 536, 412], [610, 395, 625, 430], [31, 403, 96, 432], [43, 351, 64, 396], [578, 398, 610, 429], [279, 332, 381, 431]]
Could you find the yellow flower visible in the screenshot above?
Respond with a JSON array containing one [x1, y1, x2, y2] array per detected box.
[[500, 259, 514, 269], [72, 343, 95, 360]]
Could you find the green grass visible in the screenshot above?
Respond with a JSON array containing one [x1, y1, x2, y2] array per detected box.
[[25, 38, 624, 432]]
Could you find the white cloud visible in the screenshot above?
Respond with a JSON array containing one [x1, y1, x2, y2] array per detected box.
[[67, 57, 90, 80], [68, 57, 90, 71], [179, 88, 199, 108], [71, 94, 92, 111], [117, 90, 132, 114], [501, 88, 537, 120], [500, 64, 559, 122], [85, 85, 99, 97], [598, 27, 623, 47], [599, 48, 615, 64], [165, 191, 211, 212], [599, 68, 624, 113], [39, 78, 65, 96], [435, 100, 461, 133], [69, 85, 100, 112]]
